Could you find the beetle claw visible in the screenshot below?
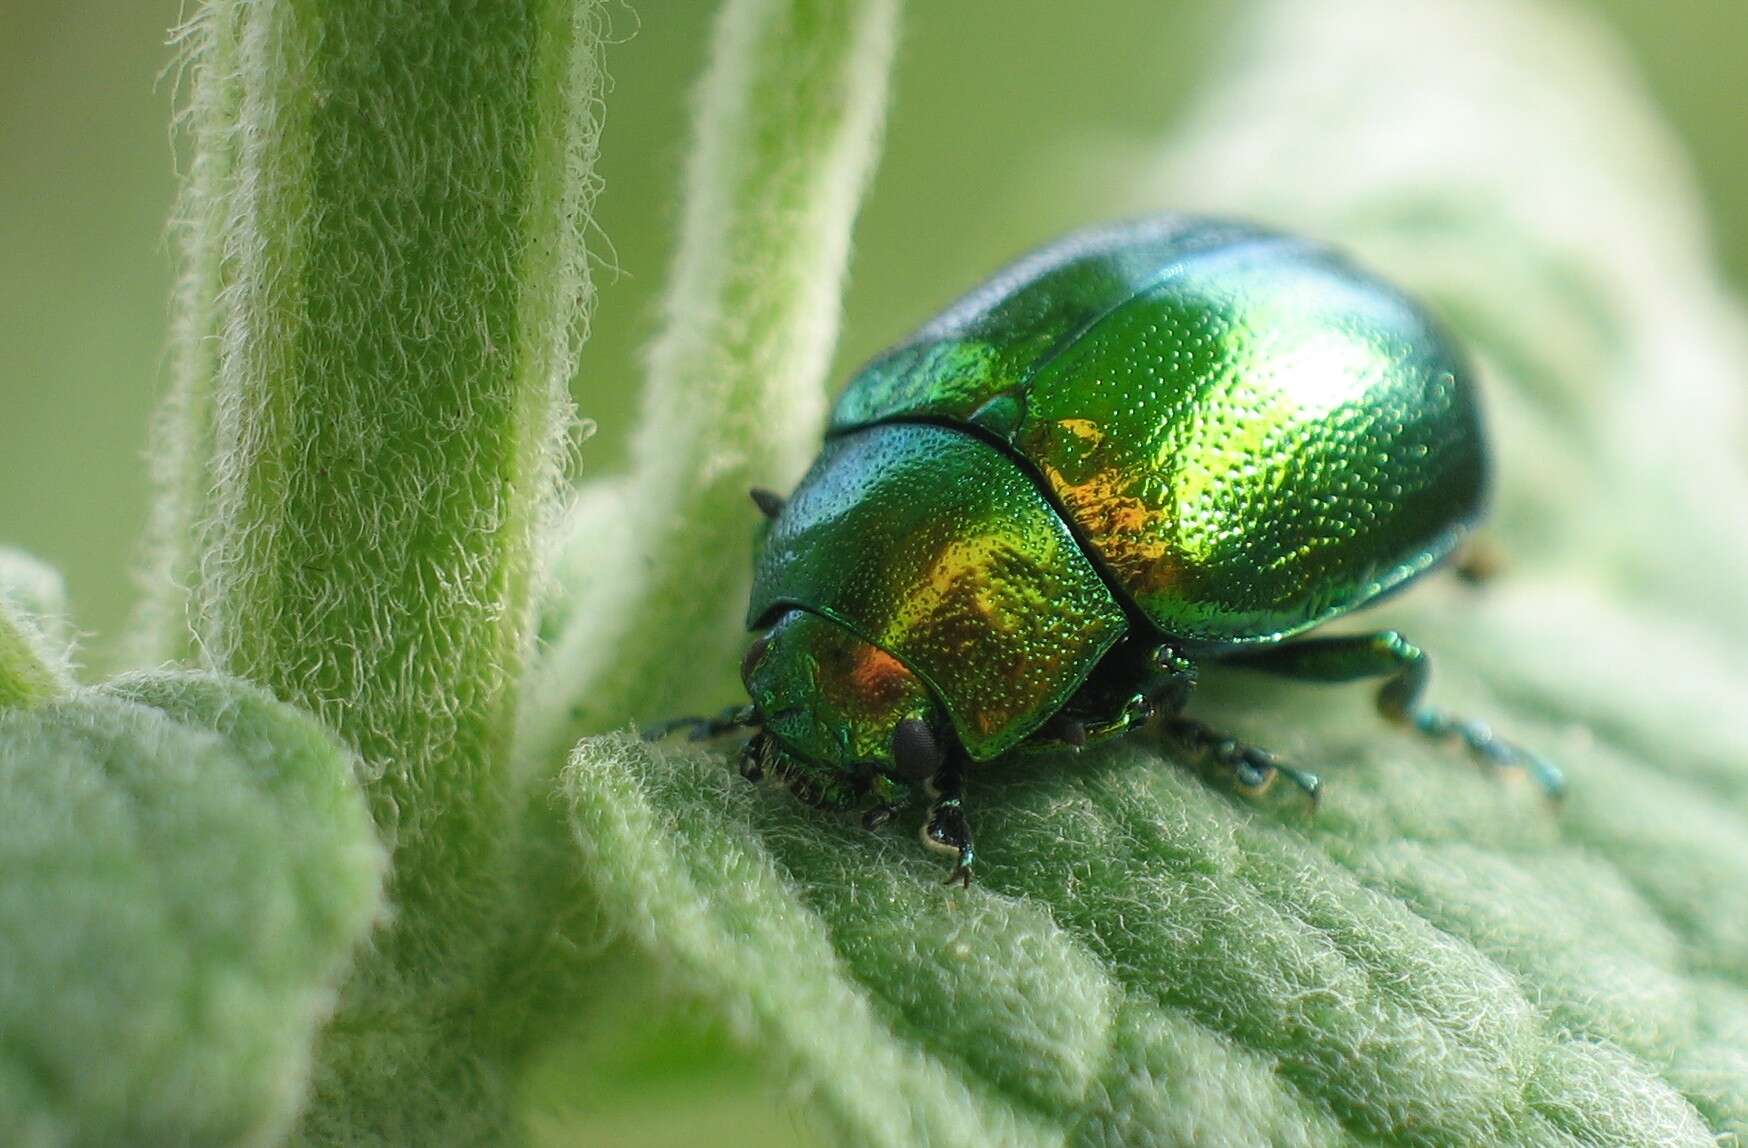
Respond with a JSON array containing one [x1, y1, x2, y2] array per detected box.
[[1277, 763, 1323, 808], [921, 783, 976, 889], [1163, 716, 1318, 804], [1432, 710, 1567, 801], [738, 733, 768, 783]]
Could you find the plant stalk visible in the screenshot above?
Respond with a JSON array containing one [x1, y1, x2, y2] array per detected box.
[[522, 0, 900, 764], [155, 0, 607, 1135]]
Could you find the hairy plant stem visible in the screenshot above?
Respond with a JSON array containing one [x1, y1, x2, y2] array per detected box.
[[132, 4, 242, 666], [150, 0, 607, 1137], [522, 0, 900, 766]]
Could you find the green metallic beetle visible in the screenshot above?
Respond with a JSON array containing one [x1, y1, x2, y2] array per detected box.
[[655, 216, 1563, 886]]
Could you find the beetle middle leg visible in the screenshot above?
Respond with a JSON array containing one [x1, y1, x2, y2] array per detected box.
[[920, 755, 975, 888], [1163, 715, 1322, 803], [1037, 641, 1199, 751], [1218, 631, 1565, 799]]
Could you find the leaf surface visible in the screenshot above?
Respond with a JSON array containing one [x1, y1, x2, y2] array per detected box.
[[559, 1, 1748, 1144], [0, 673, 384, 1147]]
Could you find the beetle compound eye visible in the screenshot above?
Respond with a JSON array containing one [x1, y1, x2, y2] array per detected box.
[[889, 717, 944, 780]]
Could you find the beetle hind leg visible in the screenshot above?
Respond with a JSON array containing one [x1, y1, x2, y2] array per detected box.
[[1220, 631, 1565, 800], [1408, 709, 1566, 801]]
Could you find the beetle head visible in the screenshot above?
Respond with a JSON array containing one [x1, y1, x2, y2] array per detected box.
[[741, 609, 949, 810]]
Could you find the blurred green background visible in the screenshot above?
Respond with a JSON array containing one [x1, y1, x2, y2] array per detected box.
[[2, 1, 1745, 664]]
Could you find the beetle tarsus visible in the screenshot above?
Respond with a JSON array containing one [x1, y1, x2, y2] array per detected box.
[[921, 759, 976, 887], [1412, 707, 1566, 801], [921, 798, 976, 883], [1164, 716, 1318, 807], [1219, 739, 1277, 794], [1278, 763, 1323, 807], [737, 732, 768, 783]]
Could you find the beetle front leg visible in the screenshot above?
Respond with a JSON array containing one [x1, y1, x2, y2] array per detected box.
[[921, 756, 975, 887], [1220, 631, 1565, 799]]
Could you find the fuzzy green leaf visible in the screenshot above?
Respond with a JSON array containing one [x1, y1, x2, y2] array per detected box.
[[0, 549, 73, 656], [558, 1, 1748, 1144], [0, 672, 383, 1147], [0, 549, 74, 707]]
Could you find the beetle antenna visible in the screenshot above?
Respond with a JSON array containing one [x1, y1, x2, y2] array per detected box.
[[749, 487, 786, 520], [643, 704, 758, 743]]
